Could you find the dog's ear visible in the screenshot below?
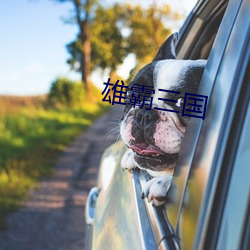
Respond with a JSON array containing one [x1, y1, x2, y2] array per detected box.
[[153, 32, 179, 61]]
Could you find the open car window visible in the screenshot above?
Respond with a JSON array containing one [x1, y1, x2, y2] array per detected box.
[[134, 0, 231, 248], [177, 0, 229, 60]]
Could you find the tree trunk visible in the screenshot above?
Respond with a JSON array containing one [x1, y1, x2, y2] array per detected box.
[[73, 0, 92, 98], [81, 21, 91, 98]]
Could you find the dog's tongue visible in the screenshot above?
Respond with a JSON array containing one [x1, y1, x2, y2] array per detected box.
[[130, 143, 163, 155]]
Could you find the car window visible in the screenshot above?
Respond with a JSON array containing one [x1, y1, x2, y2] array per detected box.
[[166, 0, 230, 230], [166, 0, 249, 249], [216, 84, 250, 250], [177, 0, 229, 60]]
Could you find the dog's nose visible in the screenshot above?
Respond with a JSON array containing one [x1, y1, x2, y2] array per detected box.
[[135, 109, 158, 129]]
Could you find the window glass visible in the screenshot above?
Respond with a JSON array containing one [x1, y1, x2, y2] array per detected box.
[[216, 101, 250, 249]]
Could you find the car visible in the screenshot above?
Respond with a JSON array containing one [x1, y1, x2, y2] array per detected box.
[[85, 0, 250, 249]]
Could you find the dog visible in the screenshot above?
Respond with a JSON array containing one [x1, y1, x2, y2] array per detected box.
[[120, 33, 206, 206]]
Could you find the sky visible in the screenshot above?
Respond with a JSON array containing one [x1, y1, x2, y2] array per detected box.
[[0, 0, 197, 96]]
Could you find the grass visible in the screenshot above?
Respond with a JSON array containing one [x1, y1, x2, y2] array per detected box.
[[0, 95, 110, 230]]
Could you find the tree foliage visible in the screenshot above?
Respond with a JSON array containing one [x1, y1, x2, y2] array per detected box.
[[126, 5, 172, 64], [90, 4, 126, 74], [120, 4, 172, 80]]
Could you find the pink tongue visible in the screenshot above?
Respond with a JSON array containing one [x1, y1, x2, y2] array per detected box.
[[130, 143, 163, 155]]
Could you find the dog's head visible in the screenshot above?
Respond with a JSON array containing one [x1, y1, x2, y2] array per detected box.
[[120, 33, 206, 173]]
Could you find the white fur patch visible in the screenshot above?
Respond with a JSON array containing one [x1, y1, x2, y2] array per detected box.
[[120, 112, 135, 144], [153, 122, 183, 154], [153, 59, 206, 104], [142, 175, 173, 206], [121, 149, 135, 171]]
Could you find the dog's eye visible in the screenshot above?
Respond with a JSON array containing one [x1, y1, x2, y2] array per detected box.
[[124, 91, 133, 104], [175, 98, 184, 108], [126, 91, 133, 98]]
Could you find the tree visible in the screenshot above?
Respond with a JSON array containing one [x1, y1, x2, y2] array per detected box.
[[66, 4, 126, 77], [53, 0, 98, 97], [66, 3, 173, 82]]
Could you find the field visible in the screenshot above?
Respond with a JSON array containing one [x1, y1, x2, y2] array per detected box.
[[0, 95, 109, 229]]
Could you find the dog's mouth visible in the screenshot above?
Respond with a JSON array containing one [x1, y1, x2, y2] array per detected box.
[[129, 143, 179, 166]]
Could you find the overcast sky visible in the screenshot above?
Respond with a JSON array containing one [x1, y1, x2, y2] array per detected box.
[[0, 0, 197, 96]]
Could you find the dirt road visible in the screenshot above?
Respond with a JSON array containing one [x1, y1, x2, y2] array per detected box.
[[0, 106, 122, 250]]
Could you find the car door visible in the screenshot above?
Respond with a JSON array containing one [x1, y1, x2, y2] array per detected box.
[[85, 0, 250, 249]]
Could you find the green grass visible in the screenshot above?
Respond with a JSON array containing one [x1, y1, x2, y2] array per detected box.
[[0, 97, 110, 230]]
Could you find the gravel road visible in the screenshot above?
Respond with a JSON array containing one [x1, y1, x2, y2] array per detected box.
[[0, 105, 122, 250]]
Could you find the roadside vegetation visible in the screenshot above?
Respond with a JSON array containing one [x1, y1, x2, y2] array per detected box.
[[0, 80, 109, 230], [0, 0, 180, 231]]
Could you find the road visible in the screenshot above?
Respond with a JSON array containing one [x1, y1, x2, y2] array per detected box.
[[0, 105, 122, 250]]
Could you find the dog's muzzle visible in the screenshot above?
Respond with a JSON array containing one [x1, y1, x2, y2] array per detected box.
[[134, 109, 159, 131]]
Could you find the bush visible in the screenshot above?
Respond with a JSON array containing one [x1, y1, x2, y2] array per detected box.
[[48, 77, 85, 108]]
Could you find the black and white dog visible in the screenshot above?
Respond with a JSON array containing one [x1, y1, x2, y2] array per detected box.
[[120, 33, 206, 206]]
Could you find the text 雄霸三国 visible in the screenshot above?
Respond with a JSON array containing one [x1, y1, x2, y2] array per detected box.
[[102, 78, 208, 120]]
